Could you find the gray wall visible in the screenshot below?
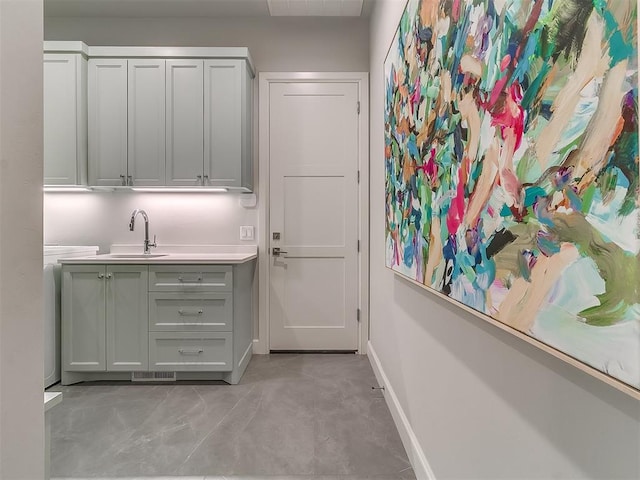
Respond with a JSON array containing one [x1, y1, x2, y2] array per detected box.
[[44, 16, 370, 72], [0, 0, 45, 477], [368, 1, 640, 479]]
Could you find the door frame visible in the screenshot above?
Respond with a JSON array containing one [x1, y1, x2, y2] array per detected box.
[[256, 72, 369, 354]]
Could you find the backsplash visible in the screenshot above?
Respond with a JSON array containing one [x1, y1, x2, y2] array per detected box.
[[44, 191, 258, 252]]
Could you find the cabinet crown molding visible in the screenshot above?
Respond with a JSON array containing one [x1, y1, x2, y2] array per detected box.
[[44, 42, 255, 76]]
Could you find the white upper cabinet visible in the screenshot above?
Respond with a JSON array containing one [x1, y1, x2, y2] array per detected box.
[[88, 59, 128, 186], [67, 45, 254, 190], [166, 60, 204, 186], [128, 59, 166, 186], [44, 52, 87, 185]]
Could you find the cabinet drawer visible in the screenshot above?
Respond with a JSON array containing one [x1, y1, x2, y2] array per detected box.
[[149, 265, 232, 292], [149, 293, 232, 332], [149, 332, 232, 371]]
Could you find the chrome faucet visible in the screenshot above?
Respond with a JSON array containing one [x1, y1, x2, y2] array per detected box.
[[129, 209, 157, 254]]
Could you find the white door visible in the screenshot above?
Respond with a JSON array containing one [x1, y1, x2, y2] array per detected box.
[[269, 81, 359, 351]]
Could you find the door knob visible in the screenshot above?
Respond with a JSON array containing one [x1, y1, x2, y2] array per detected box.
[[272, 247, 288, 257]]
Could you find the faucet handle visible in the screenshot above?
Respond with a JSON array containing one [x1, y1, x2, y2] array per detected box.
[[149, 235, 158, 249]]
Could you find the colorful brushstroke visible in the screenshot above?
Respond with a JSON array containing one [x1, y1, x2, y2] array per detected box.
[[384, 0, 640, 390]]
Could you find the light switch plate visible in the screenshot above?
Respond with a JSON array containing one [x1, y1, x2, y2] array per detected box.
[[240, 226, 255, 241]]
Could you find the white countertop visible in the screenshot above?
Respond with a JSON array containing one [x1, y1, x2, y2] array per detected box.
[[59, 252, 257, 265], [57, 245, 257, 265]]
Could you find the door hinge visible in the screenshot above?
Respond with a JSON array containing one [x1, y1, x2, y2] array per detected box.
[[357, 170, 360, 183], [357, 240, 360, 252], [357, 308, 361, 322], [357, 101, 360, 114]]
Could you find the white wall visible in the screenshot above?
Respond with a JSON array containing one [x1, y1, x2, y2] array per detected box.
[[0, 0, 45, 477], [43, 16, 369, 250], [368, 2, 640, 479], [45, 192, 257, 252]]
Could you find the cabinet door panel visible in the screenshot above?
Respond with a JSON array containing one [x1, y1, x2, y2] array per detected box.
[[44, 54, 80, 185], [106, 266, 149, 371], [204, 60, 242, 187], [166, 60, 204, 186], [88, 59, 128, 186], [62, 266, 106, 371], [128, 59, 166, 186]]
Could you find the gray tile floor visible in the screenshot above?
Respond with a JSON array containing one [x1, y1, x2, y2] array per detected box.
[[49, 354, 416, 480]]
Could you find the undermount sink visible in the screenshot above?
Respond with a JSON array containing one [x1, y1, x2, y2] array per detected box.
[[106, 254, 168, 259]]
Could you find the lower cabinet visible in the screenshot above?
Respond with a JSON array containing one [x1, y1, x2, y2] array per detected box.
[[61, 262, 254, 385], [62, 265, 148, 372]]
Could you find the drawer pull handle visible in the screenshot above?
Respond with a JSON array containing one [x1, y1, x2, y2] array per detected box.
[[178, 309, 204, 316], [178, 348, 204, 355], [178, 276, 203, 283]]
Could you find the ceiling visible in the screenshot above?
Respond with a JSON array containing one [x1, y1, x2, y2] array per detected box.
[[44, 0, 374, 18]]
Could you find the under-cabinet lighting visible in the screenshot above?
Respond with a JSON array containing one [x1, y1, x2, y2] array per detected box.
[[130, 187, 229, 193], [43, 186, 91, 192]]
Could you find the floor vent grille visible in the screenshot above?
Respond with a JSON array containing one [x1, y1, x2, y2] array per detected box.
[[131, 371, 176, 382]]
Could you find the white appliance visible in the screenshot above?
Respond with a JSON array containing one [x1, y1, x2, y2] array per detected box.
[[44, 246, 98, 388]]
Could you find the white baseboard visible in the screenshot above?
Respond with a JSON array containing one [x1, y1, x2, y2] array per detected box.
[[253, 338, 268, 354], [367, 341, 437, 480]]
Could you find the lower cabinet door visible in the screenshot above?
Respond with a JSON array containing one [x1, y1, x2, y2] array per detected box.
[[62, 265, 106, 371], [106, 266, 149, 371], [149, 332, 232, 371]]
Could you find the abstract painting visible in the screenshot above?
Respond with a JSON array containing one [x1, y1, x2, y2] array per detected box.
[[384, 0, 639, 392]]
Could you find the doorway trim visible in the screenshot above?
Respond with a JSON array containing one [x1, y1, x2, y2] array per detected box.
[[256, 72, 369, 354]]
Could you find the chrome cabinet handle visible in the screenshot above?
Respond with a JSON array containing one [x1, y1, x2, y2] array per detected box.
[[178, 276, 203, 282], [203, 174, 209, 185], [98, 273, 105, 279], [178, 348, 203, 355], [120, 175, 126, 186], [197, 175, 203, 185], [178, 309, 204, 316], [106, 273, 112, 279], [127, 175, 133, 186]]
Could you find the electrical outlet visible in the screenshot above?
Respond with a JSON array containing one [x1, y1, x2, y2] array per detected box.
[[240, 226, 255, 241]]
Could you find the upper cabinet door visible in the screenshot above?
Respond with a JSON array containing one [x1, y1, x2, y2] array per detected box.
[[204, 60, 243, 188], [88, 59, 128, 186], [166, 60, 204, 186], [128, 59, 166, 186], [44, 53, 87, 185]]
